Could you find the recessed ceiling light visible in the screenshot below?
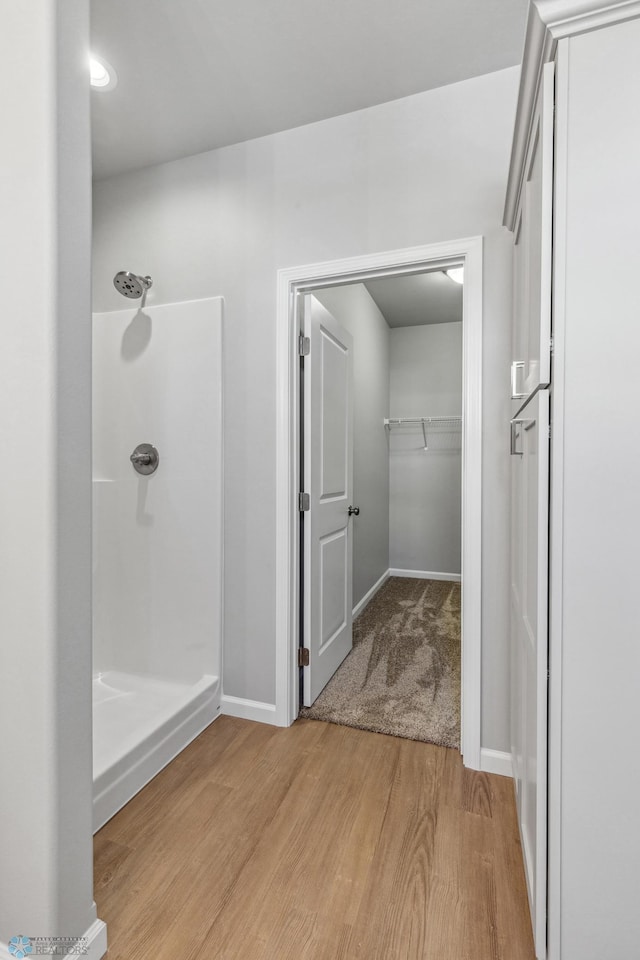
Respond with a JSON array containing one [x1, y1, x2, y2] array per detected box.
[[90, 55, 117, 91], [445, 267, 464, 285]]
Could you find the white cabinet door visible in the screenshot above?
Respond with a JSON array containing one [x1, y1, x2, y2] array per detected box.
[[510, 389, 550, 959], [511, 62, 554, 402], [303, 295, 354, 706]]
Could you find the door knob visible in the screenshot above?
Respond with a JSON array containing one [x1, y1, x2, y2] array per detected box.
[[348, 505, 360, 516]]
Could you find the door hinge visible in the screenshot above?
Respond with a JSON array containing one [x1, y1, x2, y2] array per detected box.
[[548, 423, 552, 440], [298, 335, 310, 357], [298, 647, 310, 667], [298, 491, 310, 512], [549, 336, 554, 355]]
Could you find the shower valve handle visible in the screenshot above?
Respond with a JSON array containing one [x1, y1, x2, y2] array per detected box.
[[130, 443, 160, 475]]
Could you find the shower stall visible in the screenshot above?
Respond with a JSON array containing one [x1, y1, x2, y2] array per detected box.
[[92, 285, 223, 831]]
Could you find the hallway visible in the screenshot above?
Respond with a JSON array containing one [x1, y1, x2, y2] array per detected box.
[[94, 716, 534, 959]]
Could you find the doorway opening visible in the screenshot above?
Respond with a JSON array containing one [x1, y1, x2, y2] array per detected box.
[[275, 238, 483, 769], [298, 274, 463, 748]]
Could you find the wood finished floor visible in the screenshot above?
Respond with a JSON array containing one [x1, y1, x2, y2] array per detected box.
[[94, 716, 535, 960]]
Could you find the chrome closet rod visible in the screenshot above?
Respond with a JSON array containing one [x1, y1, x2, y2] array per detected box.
[[383, 416, 462, 424]]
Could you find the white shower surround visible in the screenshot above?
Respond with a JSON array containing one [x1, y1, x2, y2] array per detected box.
[[92, 296, 223, 831]]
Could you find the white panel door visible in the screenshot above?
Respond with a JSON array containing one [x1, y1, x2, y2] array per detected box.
[[510, 389, 550, 959], [303, 294, 354, 706], [511, 62, 554, 402]]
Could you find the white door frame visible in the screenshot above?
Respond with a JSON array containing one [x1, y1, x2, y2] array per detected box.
[[275, 237, 483, 770]]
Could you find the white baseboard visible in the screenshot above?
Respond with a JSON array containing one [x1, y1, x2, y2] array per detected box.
[[352, 569, 390, 618], [0, 919, 108, 960], [480, 748, 513, 778], [221, 694, 278, 725], [389, 568, 461, 583]]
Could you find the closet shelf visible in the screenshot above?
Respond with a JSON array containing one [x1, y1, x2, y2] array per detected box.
[[383, 416, 462, 426], [384, 416, 462, 450]]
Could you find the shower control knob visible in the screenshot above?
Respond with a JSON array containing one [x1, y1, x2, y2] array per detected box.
[[130, 443, 159, 476], [348, 505, 360, 516]]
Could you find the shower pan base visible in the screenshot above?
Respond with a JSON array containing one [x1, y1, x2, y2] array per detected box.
[[93, 671, 220, 832]]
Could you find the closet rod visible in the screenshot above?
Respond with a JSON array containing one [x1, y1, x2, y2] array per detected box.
[[383, 416, 462, 425]]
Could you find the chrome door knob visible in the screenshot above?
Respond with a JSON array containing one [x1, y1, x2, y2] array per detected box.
[[348, 505, 360, 516]]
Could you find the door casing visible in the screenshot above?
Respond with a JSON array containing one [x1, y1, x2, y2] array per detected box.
[[275, 237, 484, 769]]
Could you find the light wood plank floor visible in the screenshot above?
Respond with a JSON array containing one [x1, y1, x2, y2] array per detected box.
[[94, 717, 535, 960]]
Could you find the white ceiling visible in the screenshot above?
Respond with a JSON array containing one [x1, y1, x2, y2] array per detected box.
[[365, 272, 463, 328], [90, 0, 528, 180]]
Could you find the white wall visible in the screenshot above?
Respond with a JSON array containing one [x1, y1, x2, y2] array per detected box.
[[0, 0, 104, 952], [92, 66, 517, 751], [314, 284, 390, 608], [93, 297, 222, 686], [389, 323, 462, 575]]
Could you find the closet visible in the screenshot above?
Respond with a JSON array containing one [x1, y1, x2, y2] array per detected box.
[[505, 4, 640, 959], [302, 280, 464, 744]]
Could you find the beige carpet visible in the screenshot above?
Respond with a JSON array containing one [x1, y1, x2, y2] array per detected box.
[[300, 576, 461, 748]]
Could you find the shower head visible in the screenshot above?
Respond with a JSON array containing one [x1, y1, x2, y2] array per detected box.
[[113, 271, 153, 299]]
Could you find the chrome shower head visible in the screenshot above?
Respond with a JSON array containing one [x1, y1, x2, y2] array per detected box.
[[113, 271, 153, 299]]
